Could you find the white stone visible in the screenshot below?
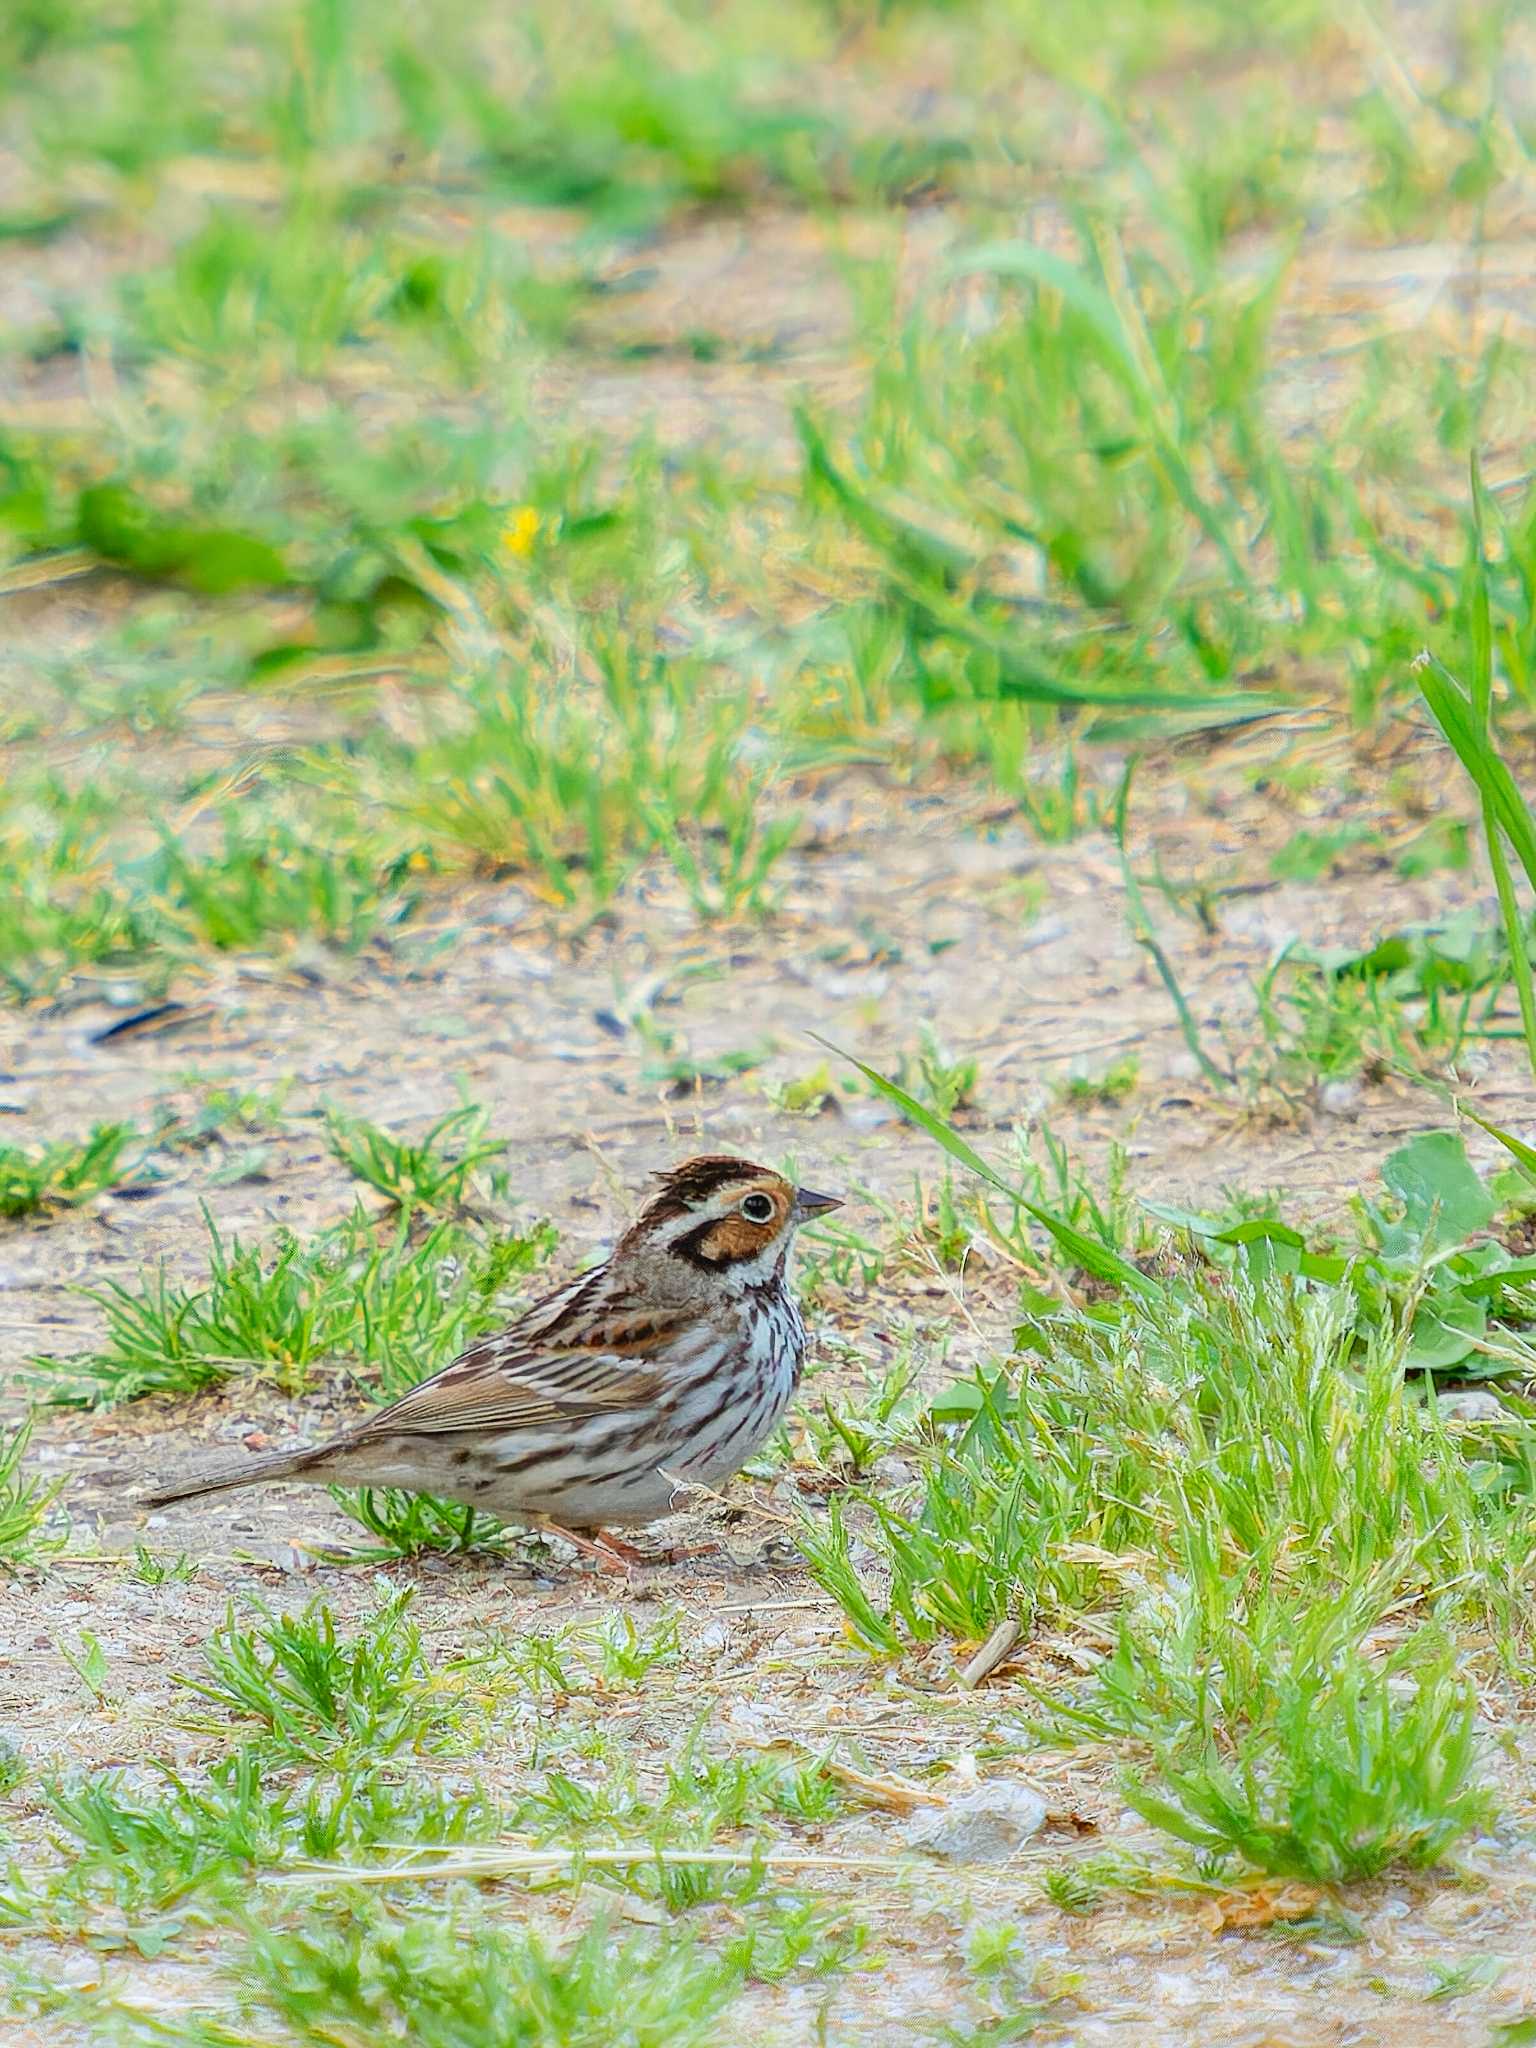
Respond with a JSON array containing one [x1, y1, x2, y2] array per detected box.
[[901, 1780, 1047, 1863]]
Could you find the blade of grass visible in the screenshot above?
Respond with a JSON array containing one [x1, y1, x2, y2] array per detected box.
[[1458, 1105, 1536, 1188], [1468, 454, 1536, 1081], [1111, 768, 1235, 1087], [948, 236, 1252, 596], [1412, 653, 1536, 877], [808, 1033, 1161, 1296], [1468, 453, 1494, 730], [1414, 496, 1536, 1085]]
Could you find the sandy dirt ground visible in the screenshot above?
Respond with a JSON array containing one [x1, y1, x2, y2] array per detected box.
[[7, 168, 1536, 2040], [6, 703, 1536, 2043]]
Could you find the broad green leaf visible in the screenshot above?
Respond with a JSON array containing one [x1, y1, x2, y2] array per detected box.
[[1142, 1204, 1308, 1280], [1212, 1217, 1307, 1282], [1457, 1255, 1536, 1299], [1296, 1251, 1352, 1284], [928, 1381, 986, 1421], [1380, 1131, 1495, 1250], [1404, 1288, 1487, 1372], [1211, 1218, 1308, 1251], [77, 483, 288, 593]]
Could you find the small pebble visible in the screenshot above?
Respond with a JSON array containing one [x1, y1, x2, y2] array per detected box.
[[1434, 1389, 1506, 1424], [902, 1781, 1046, 1864], [1319, 1078, 1361, 1118]]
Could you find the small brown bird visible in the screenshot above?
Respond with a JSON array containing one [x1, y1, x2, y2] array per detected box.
[[141, 1156, 841, 1562]]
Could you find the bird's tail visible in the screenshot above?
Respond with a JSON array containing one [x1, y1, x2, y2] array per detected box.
[[138, 1444, 325, 1510]]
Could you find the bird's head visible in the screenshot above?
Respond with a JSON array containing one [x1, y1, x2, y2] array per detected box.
[[622, 1154, 842, 1289]]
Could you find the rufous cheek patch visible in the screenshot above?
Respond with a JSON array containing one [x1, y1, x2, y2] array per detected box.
[[703, 1216, 777, 1263]]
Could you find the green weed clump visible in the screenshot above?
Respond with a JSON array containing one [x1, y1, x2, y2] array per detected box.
[[5, 1572, 865, 2024], [0, 776, 427, 1001], [181, 1592, 452, 1767], [320, 1486, 512, 1561], [0, 1419, 66, 1563], [13, 1753, 494, 1944], [0, 1124, 139, 1218], [324, 1103, 511, 1214], [805, 1087, 1536, 1645], [343, 635, 798, 919], [1249, 915, 1518, 1101], [144, 1907, 744, 2048], [804, 1272, 1536, 1651], [1056, 1563, 1495, 1882], [804, 1064, 1523, 1880], [36, 1206, 556, 1404]]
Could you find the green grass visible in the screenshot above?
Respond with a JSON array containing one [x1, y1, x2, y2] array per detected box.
[[29, 1174, 569, 1553], [332, 630, 801, 917], [7, 2, 1536, 2033], [1249, 918, 1515, 1101], [98, 1907, 754, 2048], [0, 1123, 140, 1218], [0, 0, 1532, 1001], [453, 1611, 683, 1701], [324, 1103, 511, 1214], [1050, 1566, 1495, 1881], [793, 187, 1515, 729], [806, 1089, 1536, 1634], [10, 1752, 496, 1942], [3, 1580, 867, 2032], [0, 1418, 66, 1562], [180, 1592, 457, 1767], [30, 1131, 558, 1553], [36, 1204, 557, 1404], [1413, 480, 1536, 1083], [798, 1071, 1527, 1878], [0, 772, 430, 999], [3, 1605, 699, 1947], [318, 1485, 515, 1561]]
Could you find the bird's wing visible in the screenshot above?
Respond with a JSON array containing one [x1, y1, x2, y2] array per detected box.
[[354, 1277, 691, 1439]]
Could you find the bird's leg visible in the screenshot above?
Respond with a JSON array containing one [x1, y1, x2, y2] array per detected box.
[[653, 1538, 722, 1563], [582, 1526, 652, 1569], [529, 1517, 650, 1572]]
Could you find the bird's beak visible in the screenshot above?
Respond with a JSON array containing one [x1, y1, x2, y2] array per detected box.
[[793, 1185, 843, 1220]]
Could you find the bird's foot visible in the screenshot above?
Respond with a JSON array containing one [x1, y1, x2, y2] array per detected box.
[[652, 1538, 721, 1564], [531, 1519, 651, 1573], [528, 1519, 723, 1574]]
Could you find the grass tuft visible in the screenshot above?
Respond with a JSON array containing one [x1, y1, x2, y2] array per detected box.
[[324, 1103, 510, 1213], [223, 1905, 741, 2048], [0, 1123, 140, 1218], [0, 1417, 66, 1563], [320, 1485, 511, 1560], [179, 1593, 448, 1768], [1049, 1561, 1496, 1881], [37, 1204, 555, 1404]]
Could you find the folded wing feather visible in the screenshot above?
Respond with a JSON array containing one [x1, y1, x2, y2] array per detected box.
[[352, 1320, 684, 1439]]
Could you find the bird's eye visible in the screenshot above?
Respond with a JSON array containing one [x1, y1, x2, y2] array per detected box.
[[740, 1192, 775, 1223]]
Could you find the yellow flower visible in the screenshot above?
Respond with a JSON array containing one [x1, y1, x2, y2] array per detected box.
[[501, 506, 540, 557]]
